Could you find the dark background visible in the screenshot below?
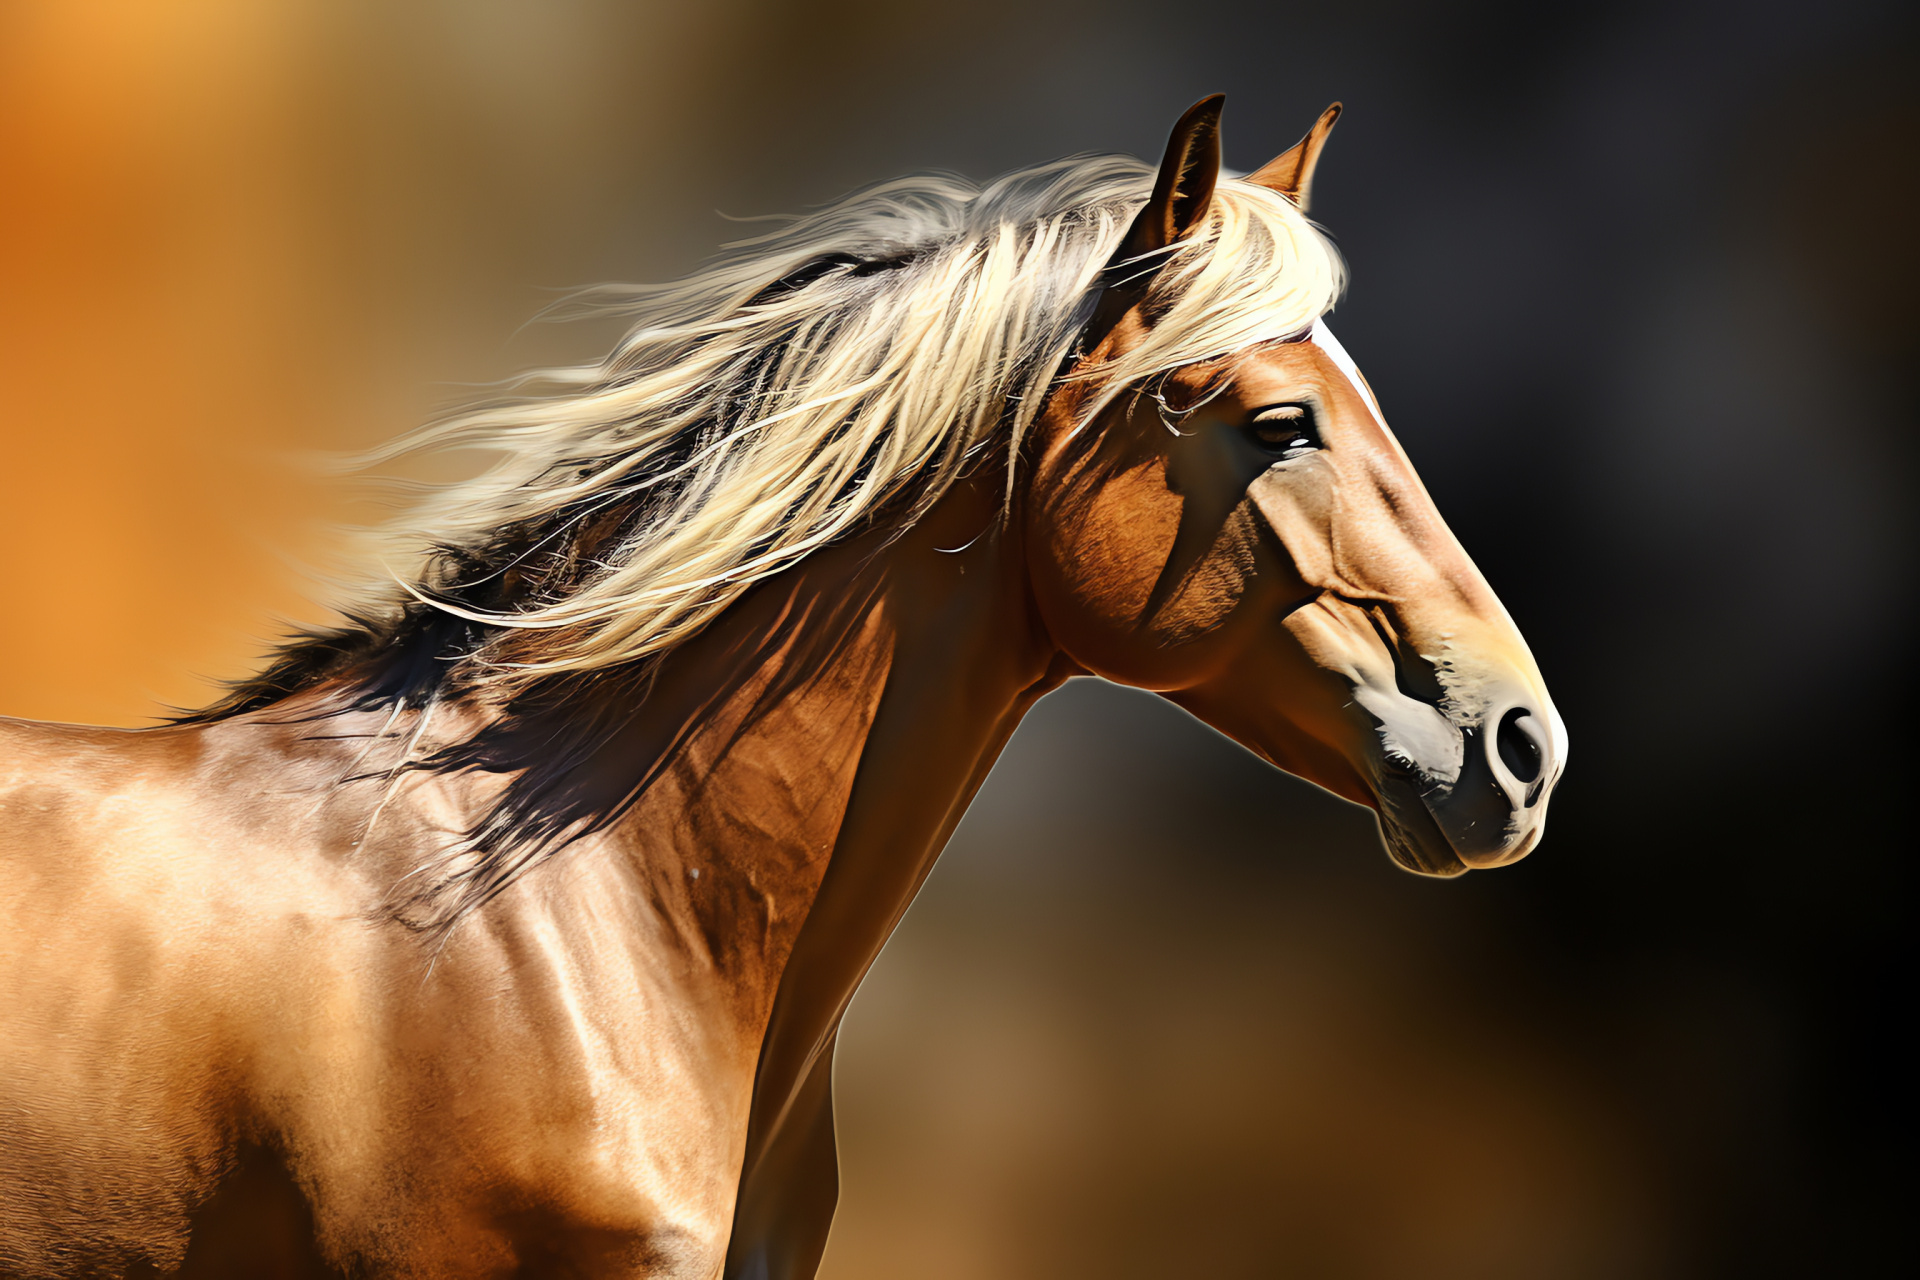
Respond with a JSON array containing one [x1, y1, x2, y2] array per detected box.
[[2, 2, 1911, 1276]]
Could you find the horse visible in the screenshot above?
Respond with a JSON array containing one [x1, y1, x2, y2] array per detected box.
[[0, 96, 1566, 1279]]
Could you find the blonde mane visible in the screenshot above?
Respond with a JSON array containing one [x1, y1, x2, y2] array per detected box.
[[194, 151, 1344, 929], [341, 156, 1344, 687]]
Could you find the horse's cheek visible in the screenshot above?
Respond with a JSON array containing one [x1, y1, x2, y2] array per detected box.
[[1247, 464, 1341, 590], [1032, 463, 1183, 672]]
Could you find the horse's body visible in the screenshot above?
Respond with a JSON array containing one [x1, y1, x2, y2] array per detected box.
[[0, 100, 1566, 1277], [0, 496, 1034, 1276]]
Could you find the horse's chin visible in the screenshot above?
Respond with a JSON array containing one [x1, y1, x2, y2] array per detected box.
[[1372, 772, 1551, 876], [1379, 816, 1470, 877], [1372, 773, 1472, 878]]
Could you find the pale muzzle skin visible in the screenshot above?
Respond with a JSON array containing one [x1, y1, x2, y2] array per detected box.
[[1028, 325, 1567, 878]]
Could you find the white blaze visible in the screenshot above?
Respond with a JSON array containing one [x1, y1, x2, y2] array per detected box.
[[1309, 318, 1383, 425]]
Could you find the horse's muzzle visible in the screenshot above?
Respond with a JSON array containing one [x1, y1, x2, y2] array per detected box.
[[1364, 685, 1567, 877]]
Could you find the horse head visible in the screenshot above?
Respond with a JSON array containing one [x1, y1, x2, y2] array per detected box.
[[1027, 97, 1567, 875]]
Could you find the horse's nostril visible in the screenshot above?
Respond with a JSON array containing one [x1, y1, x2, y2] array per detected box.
[[1495, 708, 1544, 784]]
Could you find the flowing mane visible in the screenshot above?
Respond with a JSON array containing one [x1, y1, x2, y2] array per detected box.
[[185, 151, 1344, 929]]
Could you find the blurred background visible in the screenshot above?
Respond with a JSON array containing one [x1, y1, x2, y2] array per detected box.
[[2, 2, 1911, 1275]]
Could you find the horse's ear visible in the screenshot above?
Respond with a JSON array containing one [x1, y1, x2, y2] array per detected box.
[[1114, 94, 1226, 265], [1247, 102, 1341, 211]]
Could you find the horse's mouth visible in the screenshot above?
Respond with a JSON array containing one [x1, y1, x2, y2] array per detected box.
[[1373, 770, 1471, 878]]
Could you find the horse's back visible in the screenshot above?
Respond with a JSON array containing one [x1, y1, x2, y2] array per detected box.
[[0, 716, 290, 1275], [0, 717, 213, 1022], [0, 716, 221, 979]]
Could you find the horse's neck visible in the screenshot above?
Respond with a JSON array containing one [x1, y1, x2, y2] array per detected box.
[[582, 474, 1065, 1043], [666, 482, 1078, 1275]]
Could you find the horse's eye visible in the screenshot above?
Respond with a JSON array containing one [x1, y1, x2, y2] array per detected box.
[[1250, 405, 1320, 459]]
